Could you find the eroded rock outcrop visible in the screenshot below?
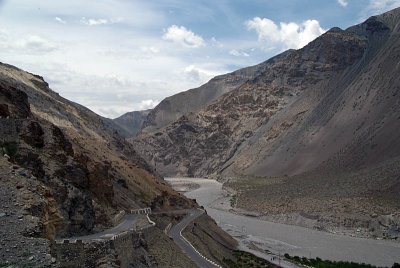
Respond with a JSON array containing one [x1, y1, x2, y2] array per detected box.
[[0, 62, 193, 239]]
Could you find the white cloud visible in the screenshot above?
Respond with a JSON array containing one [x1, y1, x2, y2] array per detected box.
[[32, 64, 162, 118], [55, 17, 66, 24], [0, 1, 252, 118], [368, 0, 400, 12], [337, 0, 348, 7], [359, 0, 400, 20], [81, 17, 123, 26], [182, 65, 220, 83], [86, 99, 159, 118], [97, 46, 160, 61], [0, 30, 58, 54], [141, 46, 159, 54], [246, 17, 326, 50], [96, 99, 159, 118], [211, 37, 223, 48], [0, 29, 7, 47], [139, 99, 160, 110], [229, 49, 249, 57], [16, 35, 58, 53], [162, 25, 205, 48]]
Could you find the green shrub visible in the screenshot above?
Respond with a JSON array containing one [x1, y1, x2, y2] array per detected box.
[[1, 142, 18, 157], [225, 250, 276, 267], [230, 194, 237, 207], [284, 253, 377, 268], [284, 253, 290, 259]]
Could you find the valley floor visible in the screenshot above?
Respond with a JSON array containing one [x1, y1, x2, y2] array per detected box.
[[166, 177, 400, 267]]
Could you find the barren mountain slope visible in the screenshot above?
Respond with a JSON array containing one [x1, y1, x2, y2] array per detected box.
[[132, 8, 400, 236], [226, 8, 400, 236], [140, 62, 268, 134], [113, 109, 151, 138], [133, 20, 369, 176], [236, 11, 400, 178]]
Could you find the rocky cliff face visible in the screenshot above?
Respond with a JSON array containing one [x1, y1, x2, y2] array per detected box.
[[113, 109, 151, 138], [132, 8, 400, 236], [0, 62, 192, 239]]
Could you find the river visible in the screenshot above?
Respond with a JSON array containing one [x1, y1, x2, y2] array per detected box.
[[166, 177, 400, 267]]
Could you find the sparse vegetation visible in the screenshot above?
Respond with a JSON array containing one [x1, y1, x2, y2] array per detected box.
[[0, 142, 18, 157], [230, 194, 237, 207], [223, 250, 277, 268], [284, 253, 379, 268]]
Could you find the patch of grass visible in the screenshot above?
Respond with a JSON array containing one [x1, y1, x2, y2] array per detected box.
[[223, 250, 277, 268], [1, 141, 18, 157], [284, 253, 383, 268], [230, 194, 237, 207]]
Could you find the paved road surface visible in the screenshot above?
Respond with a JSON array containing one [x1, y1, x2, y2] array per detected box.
[[168, 209, 220, 268], [70, 214, 139, 241]]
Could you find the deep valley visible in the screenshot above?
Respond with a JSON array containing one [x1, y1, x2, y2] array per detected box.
[[1, 3, 400, 268]]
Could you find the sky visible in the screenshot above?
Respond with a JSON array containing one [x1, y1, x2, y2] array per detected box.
[[0, 0, 399, 118]]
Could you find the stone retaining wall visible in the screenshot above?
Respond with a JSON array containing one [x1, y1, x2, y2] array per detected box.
[[51, 226, 157, 267], [51, 240, 113, 267], [131, 207, 152, 215]]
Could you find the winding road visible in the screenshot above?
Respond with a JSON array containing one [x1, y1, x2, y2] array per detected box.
[[168, 208, 221, 268], [62, 209, 220, 267], [66, 214, 140, 241]]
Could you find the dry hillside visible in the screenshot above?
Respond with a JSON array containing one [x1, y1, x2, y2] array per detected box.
[[0, 62, 237, 266]]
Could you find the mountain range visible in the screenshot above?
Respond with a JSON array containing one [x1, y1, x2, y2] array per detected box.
[[126, 7, 400, 238]]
